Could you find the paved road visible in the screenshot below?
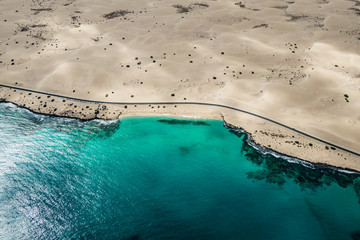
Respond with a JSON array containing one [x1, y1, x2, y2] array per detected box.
[[1, 83, 359, 157]]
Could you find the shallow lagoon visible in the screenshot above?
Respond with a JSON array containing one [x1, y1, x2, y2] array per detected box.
[[0, 103, 360, 240]]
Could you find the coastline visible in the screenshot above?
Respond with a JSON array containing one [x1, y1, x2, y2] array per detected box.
[[1, 84, 359, 173], [228, 124, 360, 175], [223, 120, 360, 175]]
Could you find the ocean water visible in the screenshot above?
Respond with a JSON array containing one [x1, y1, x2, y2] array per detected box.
[[0, 103, 360, 240]]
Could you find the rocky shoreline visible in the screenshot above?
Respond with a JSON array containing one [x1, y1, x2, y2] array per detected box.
[[224, 120, 360, 175]]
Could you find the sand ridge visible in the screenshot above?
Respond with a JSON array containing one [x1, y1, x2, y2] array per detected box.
[[0, 0, 360, 169]]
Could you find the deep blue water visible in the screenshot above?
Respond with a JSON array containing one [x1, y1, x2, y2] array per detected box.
[[0, 103, 360, 240]]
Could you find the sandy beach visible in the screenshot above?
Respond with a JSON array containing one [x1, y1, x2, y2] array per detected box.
[[0, 0, 359, 171]]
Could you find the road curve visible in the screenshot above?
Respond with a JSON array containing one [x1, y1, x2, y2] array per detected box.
[[0, 83, 359, 157]]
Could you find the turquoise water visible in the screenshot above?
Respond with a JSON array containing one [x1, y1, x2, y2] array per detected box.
[[0, 103, 360, 240]]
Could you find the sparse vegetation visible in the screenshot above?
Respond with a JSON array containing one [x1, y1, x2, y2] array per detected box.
[[173, 4, 192, 13], [235, 2, 246, 8], [193, 3, 209, 8], [103, 10, 132, 19]]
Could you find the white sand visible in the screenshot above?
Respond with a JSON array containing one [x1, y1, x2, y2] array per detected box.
[[0, 0, 359, 171]]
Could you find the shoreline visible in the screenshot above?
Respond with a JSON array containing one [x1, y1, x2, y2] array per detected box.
[[2, 100, 360, 176], [1, 83, 359, 155], [227, 124, 360, 175], [1, 84, 360, 173]]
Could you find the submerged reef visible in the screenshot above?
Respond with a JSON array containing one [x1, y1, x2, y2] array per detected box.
[[354, 178, 360, 203], [157, 119, 210, 126], [229, 129, 360, 195]]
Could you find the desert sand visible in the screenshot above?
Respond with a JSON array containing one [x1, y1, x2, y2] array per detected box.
[[0, 0, 359, 171]]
